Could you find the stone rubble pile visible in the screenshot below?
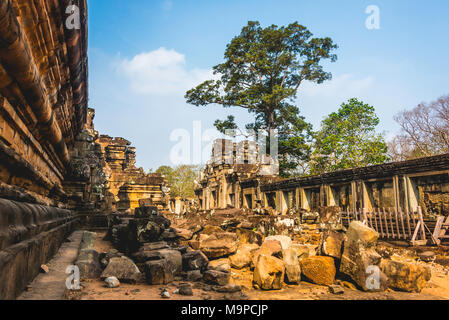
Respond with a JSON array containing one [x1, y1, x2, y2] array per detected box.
[[81, 205, 435, 296]]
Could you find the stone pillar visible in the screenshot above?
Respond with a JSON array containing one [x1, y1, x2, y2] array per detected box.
[[361, 182, 373, 211], [404, 176, 419, 212], [299, 188, 310, 211], [351, 181, 357, 212]]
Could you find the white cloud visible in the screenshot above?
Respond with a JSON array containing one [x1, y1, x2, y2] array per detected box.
[[118, 47, 213, 95]]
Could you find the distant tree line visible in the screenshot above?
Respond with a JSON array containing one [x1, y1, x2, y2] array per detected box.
[[154, 165, 201, 199]]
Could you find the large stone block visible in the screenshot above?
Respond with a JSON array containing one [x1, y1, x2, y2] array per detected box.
[[380, 259, 431, 293], [253, 254, 285, 290], [300, 256, 336, 286], [199, 232, 239, 259]]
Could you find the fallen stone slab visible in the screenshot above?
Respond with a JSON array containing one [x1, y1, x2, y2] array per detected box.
[[208, 258, 231, 273], [253, 254, 285, 290], [290, 243, 317, 260], [340, 221, 388, 292], [328, 284, 344, 294], [133, 249, 182, 275], [322, 230, 346, 260], [199, 232, 239, 259], [251, 240, 282, 268], [203, 270, 230, 286], [99, 249, 124, 269], [182, 250, 209, 272], [264, 235, 292, 250], [283, 248, 301, 283], [380, 259, 431, 293], [300, 256, 336, 286], [230, 244, 259, 269], [145, 260, 174, 285], [101, 256, 142, 283], [76, 248, 102, 280]]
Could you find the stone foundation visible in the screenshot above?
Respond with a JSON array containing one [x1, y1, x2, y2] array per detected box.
[[0, 199, 76, 300]]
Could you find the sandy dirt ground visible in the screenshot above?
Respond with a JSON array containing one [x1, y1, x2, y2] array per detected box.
[[66, 232, 449, 301]]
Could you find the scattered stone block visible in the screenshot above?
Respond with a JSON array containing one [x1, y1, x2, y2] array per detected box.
[[203, 270, 231, 286], [182, 250, 209, 272], [283, 248, 301, 283], [322, 230, 346, 260], [208, 258, 231, 273], [145, 260, 174, 285], [328, 284, 344, 294], [264, 235, 292, 250], [380, 259, 431, 293], [253, 254, 285, 290], [229, 244, 259, 269], [300, 256, 336, 286], [199, 232, 239, 259], [340, 222, 388, 292], [101, 256, 141, 283]]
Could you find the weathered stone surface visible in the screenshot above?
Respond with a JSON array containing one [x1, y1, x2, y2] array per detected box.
[[329, 284, 344, 294], [133, 249, 182, 276], [380, 260, 431, 293], [76, 249, 102, 280], [101, 256, 141, 283], [290, 243, 317, 260], [322, 231, 346, 260], [178, 283, 193, 296], [251, 240, 283, 268], [188, 240, 200, 250], [264, 235, 292, 250], [300, 256, 336, 286], [105, 277, 120, 288], [174, 228, 194, 241], [141, 241, 169, 251], [235, 228, 264, 245], [99, 250, 124, 269], [182, 250, 209, 272], [202, 225, 224, 235], [229, 244, 259, 269], [346, 221, 379, 245], [283, 248, 301, 283], [203, 270, 231, 286], [253, 254, 285, 290], [340, 222, 387, 292], [144, 260, 174, 285], [184, 270, 203, 282], [199, 232, 239, 259], [214, 284, 242, 293], [80, 232, 97, 250], [208, 259, 231, 273]]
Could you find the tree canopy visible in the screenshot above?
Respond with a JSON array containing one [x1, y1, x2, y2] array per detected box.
[[155, 165, 200, 198], [389, 95, 449, 161], [185, 21, 337, 177], [310, 98, 388, 174]]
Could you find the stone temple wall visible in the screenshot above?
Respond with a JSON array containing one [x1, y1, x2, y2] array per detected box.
[[197, 139, 449, 218], [96, 135, 170, 213], [0, 0, 88, 299]]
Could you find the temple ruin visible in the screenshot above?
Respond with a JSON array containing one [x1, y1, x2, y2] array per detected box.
[[1, 0, 449, 302]]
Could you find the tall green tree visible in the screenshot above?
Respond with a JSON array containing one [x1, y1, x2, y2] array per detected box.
[[185, 21, 337, 177], [310, 98, 389, 174]]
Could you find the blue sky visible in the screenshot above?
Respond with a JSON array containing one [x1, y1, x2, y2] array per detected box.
[[88, 0, 449, 171]]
